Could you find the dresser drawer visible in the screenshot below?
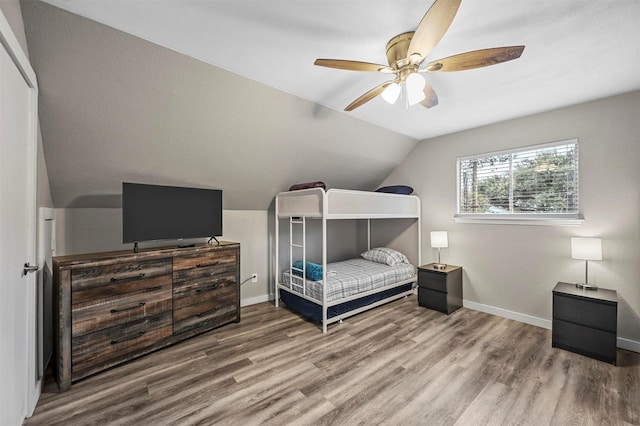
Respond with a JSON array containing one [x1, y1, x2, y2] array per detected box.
[[71, 258, 172, 305], [72, 284, 172, 337], [418, 270, 447, 292], [71, 311, 172, 381], [173, 280, 238, 334], [173, 302, 238, 335], [553, 293, 617, 333], [173, 272, 236, 302], [173, 249, 237, 273]]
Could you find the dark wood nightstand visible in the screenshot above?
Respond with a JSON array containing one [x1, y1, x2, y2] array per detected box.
[[552, 282, 617, 365], [417, 264, 462, 314]]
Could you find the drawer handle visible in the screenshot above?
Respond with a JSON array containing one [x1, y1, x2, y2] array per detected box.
[[195, 308, 217, 318], [110, 331, 146, 345], [195, 261, 219, 268], [195, 284, 219, 293], [110, 302, 146, 314], [110, 273, 146, 282]]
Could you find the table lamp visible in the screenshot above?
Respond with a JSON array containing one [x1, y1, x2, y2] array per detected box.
[[430, 231, 448, 269], [571, 237, 602, 290]]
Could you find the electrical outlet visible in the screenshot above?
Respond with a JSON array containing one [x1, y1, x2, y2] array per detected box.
[[251, 273, 258, 283]]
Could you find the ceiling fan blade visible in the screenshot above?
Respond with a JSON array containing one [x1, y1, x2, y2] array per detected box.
[[314, 59, 394, 73], [420, 82, 439, 108], [425, 46, 525, 72], [345, 81, 394, 111], [407, 0, 462, 63]]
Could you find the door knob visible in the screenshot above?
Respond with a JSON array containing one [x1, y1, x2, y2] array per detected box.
[[23, 262, 38, 276]]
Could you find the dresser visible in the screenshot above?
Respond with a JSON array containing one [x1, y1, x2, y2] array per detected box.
[[53, 242, 240, 391], [552, 282, 617, 365], [417, 263, 463, 314]]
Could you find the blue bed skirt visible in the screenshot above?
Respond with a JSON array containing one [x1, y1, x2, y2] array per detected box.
[[279, 283, 413, 323]]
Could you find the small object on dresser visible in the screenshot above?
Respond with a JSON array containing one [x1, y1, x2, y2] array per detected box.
[[417, 263, 462, 314]]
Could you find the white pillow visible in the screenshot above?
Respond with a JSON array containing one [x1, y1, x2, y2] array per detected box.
[[361, 247, 409, 266]]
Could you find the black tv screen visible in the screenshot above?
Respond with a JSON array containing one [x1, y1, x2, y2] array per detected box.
[[122, 182, 222, 244]]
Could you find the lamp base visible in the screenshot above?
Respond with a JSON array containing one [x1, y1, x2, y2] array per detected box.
[[433, 263, 447, 270], [575, 282, 598, 291]]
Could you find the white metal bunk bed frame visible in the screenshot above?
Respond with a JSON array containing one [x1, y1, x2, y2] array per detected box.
[[275, 188, 422, 333]]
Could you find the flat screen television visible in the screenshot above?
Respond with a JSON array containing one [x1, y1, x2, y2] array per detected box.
[[122, 182, 222, 247]]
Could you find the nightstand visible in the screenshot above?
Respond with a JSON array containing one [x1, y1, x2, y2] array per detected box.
[[417, 264, 462, 314], [552, 282, 617, 365]]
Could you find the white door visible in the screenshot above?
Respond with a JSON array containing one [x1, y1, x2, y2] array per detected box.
[[0, 11, 39, 426]]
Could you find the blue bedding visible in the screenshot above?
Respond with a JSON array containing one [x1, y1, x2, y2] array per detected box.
[[292, 260, 324, 281]]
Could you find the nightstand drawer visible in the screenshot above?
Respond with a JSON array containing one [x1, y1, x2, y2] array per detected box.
[[418, 270, 447, 292], [552, 319, 616, 364], [418, 288, 447, 312], [553, 293, 616, 333]]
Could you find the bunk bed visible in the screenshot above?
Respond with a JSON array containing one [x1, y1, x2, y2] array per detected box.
[[275, 188, 421, 333]]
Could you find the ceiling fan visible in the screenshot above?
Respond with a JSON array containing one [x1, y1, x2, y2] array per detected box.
[[314, 0, 525, 111]]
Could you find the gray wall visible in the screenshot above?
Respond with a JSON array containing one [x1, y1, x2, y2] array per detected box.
[[382, 91, 640, 345]]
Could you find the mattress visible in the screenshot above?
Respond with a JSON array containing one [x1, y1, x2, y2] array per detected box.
[[282, 258, 415, 303]]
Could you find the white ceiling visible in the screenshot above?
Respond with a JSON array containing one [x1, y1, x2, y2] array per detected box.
[[40, 0, 640, 140]]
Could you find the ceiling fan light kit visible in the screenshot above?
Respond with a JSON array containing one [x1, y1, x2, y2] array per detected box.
[[406, 73, 427, 105], [381, 83, 401, 104], [314, 0, 525, 112]]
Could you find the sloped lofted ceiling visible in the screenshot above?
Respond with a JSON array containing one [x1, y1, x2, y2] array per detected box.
[[21, 1, 419, 210], [20, 0, 640, 210]]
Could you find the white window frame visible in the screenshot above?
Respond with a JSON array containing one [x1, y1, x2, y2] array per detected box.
[[455, 139, 584, 226]]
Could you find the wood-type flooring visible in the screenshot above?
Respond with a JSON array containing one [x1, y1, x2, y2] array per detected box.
[[25, 296, 639, 425]]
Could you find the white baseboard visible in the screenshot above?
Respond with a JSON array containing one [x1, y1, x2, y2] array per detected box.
[[617, 336, 640, 353], [463, 299, 639, 353], [240, 293, 273, 307], [463, 299, 552, 330]]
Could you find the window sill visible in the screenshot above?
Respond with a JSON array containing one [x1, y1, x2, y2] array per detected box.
[[453, 215, 584, 226]]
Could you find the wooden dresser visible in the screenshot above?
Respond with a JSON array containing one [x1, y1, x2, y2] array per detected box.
[[53, 242, 240, 391]]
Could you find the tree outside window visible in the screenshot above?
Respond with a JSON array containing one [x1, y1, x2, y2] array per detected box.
[[458, 140, 578, 216]]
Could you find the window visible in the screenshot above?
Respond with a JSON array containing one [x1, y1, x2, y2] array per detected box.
[[456, 139, 581, 224]]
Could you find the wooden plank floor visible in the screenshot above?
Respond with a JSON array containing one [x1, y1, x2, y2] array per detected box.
[[26, 296, 639, 425]]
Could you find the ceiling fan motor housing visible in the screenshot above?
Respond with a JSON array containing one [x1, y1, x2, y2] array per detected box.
[[386, 32, 420, 82]]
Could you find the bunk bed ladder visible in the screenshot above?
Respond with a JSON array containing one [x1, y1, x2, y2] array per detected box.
[[289, 217, 307, 296]]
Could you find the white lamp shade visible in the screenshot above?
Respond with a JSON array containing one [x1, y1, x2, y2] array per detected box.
[[406, 73, 426, 105], [430, 231, 448, 248], [571, 237, 602, 261], [381, 83, 401, 104]]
